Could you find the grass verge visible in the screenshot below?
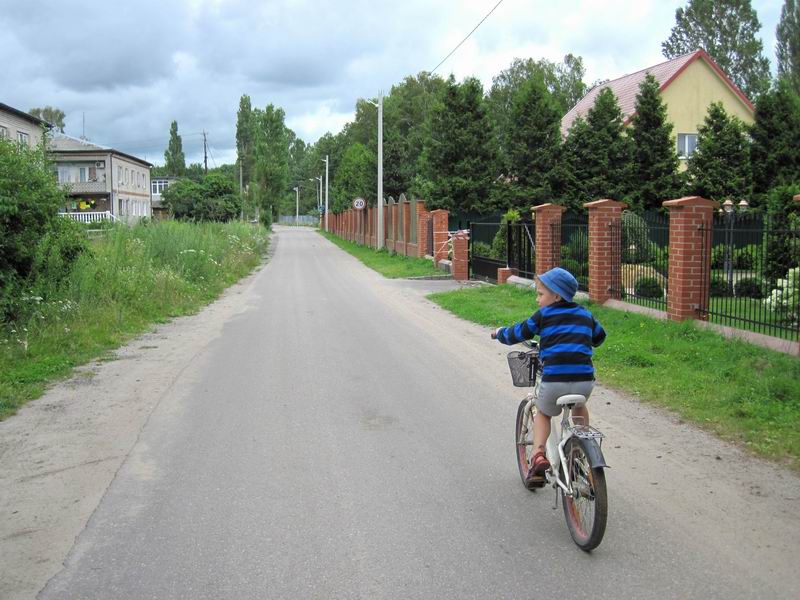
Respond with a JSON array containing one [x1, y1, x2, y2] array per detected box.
[[320, 231, 443, 279], [0, 220, 269, 419], [428, 284, 800, 468]]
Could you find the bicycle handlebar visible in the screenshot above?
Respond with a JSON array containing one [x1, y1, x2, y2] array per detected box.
[[490, 331, 497, 339]]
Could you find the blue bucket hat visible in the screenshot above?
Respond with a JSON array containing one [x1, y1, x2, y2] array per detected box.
[[537, 267, 578, 302]]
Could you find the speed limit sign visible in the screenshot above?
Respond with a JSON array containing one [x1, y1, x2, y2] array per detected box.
[[353, 197, 366, 210]]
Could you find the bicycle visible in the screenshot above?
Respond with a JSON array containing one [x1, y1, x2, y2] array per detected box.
[[493, 333, 609, 551]]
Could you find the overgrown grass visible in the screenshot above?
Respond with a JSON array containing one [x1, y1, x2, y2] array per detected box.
[[321, 231, 443, 278], [428, 284, 800, 468], [0, 220, 269, 418]]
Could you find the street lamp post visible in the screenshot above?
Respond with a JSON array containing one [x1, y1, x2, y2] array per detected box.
[[321, 156, 329, 231], [367, 91, 384, 249], [293, 186, 299, 226], [721, 198, 749, 293], [309, 176, 322, 213]]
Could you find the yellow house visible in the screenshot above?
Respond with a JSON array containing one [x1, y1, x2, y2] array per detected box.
[[560, 49, 755, 168]]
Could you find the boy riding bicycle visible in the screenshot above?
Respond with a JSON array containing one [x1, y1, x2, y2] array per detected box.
[[494, 267, 606, 484]]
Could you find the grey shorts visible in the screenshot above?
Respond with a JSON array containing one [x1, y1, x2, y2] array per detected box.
[[535, 380, 594, 417]]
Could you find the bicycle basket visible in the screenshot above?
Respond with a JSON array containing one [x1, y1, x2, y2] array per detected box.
[[506, 351, 538, 387]]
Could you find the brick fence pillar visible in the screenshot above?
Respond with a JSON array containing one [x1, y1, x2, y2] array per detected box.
[[402, 201, 411, 256], [417, 205, 431, 257], [532, 203, 566, 275], [584, 199, 626, 304], [497, 267, 518, 284], [431, 209, 449, 266], [451, 231, 469, 281], [663, 196, 718, 322]]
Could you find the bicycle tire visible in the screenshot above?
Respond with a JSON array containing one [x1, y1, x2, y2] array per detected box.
[[561, 437, 608, 551], [515, 399, 539, 491]]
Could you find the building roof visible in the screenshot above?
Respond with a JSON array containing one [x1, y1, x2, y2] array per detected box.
[[560, 49, 755, 137], [49, 133, 153, 167], [0, 102, 51, 128]]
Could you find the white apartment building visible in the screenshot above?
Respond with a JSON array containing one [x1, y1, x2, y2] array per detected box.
[[49, 134, 153, 223], [0, 102, 50, 147]]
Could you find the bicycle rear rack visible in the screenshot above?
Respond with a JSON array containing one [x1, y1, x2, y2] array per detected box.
[[567, 424, 604, 440]]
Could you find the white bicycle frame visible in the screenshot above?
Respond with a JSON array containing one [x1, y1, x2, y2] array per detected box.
[[520, 388, 603, 497]]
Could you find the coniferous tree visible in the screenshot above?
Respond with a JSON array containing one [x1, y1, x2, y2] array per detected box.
[[628, 74, 681, 211], [506, 73, 562, 206], [417, 76, 497, 214], [750, 79, 800, 202], [777, 0, 800, 95], [561, 88, 633, 207], [662, 0, 772, 100], [164, 120, 186, 177], [686, 102, 751, 200]]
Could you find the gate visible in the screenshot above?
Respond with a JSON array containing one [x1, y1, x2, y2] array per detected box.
[[426, 217, 433, 255], [469, 222, 504, 282]]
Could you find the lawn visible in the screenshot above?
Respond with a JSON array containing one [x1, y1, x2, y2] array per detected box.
[[428, 284, 800, 468], [321, 231, 443, 279]]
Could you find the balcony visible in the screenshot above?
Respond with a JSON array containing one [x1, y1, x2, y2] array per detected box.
[[63, 180, 108, 194]]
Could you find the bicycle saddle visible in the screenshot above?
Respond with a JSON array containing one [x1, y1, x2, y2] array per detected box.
[[556, 394, 587, 406]]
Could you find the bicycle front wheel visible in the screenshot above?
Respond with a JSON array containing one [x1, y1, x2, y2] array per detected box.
[[515, 399, 538, 490], [561, 437, 608, 551]]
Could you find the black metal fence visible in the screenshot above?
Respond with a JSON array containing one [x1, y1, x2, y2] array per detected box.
[[558, 212, 589, 291], [609, 211, 670, 310], [699, 212, 800, 341], [469, 222, 504, 282], [508, 221, 536, 279]]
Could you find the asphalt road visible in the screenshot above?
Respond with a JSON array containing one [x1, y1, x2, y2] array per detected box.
[[33, 227, 800, 599]]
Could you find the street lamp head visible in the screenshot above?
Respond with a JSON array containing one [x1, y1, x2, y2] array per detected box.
[[722, 199, 734, 214], [738, 199, 749, 212]]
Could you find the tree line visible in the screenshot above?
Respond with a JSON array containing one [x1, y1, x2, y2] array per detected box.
[[155, 0, 799, 223]]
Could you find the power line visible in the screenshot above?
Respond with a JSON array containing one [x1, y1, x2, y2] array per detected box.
[[430, 0, 505, 75]]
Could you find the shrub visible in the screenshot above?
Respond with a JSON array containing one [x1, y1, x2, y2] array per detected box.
[[733, 244, 759, 270], [765, 267, 799, 324], [28, 217, 90, 298], [648, 245, 669, 277], [710, 275, 732, 297], [765, 185, 800, 280], [634, 276, 664, 299], [711, 245, 726, 269], [734, 277, 765, 299], [621, 211, 652, 263], [490, 208, 522, 261], [471, 241, 492, 258], [563, 229, 588, 261], [561, 258, 583, 278]]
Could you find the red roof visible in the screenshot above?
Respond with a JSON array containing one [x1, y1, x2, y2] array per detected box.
[[560, 49, 754, 137]]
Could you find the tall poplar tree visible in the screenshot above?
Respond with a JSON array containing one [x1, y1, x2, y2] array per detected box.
[[251, 105, 289, 223], [777, 0, 800, 95], [686, 102, 751, 200], [235, 95, 255, 189], [164, 120, 186, 177], [628, 74, 681, 211], [662, 0, 771, 100]]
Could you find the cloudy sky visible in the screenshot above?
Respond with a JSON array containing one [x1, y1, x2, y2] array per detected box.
[[0, 0, 782, 166]]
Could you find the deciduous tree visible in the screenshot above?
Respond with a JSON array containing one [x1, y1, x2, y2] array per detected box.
[[777, 0, 800, 95], [164, 120, 186, 177]]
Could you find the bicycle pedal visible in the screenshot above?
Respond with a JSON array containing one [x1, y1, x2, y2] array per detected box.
[[526, 474, 546, 488]]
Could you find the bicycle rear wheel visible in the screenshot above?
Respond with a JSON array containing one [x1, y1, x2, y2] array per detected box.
[[515, 399, 539, 490], [561, 437, 607, 550]]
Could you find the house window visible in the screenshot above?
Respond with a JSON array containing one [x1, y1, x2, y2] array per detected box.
[[0, 126, 7, 139], [677, 133, 698, 159], [17, 131, 29, 146], [89, 166, 97, 181], [58, 167, 69, 183], [118, 166, 123, 185], [79, 167, 88, 182]]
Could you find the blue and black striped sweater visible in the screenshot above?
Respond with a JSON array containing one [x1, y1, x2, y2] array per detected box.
[[497, 301, 606, 382]]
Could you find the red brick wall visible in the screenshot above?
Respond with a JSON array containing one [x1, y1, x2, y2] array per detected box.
[[451, 231, 469, 281], [584, 199, 626, 303], [663, 196, 718, 321], [532, 204, 565, 275], [431, 210, 449, 266]]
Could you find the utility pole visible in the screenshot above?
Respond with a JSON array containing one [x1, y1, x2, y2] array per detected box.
[[377, 90, 384, 249], [322, 155, 329, 232], [203, 131, 208, 174], [293, 186, 300, 226]]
